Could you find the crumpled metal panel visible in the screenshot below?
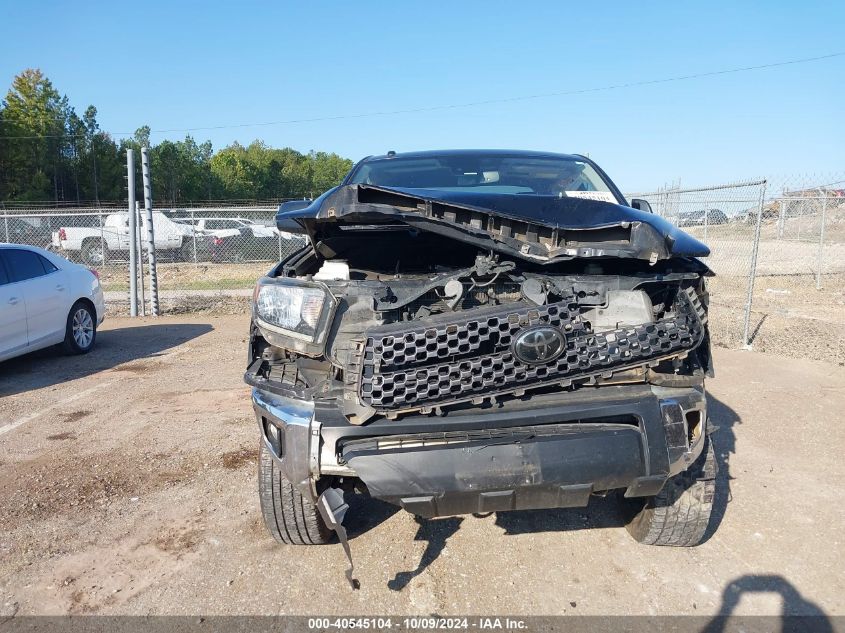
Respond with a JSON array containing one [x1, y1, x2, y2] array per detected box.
[[357, 289, 705, 411]]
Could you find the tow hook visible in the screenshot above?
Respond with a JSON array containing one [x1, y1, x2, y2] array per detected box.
[[317, 488, 359, 590]]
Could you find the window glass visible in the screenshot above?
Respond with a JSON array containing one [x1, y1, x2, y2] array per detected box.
[[0, 255, 9, 286], [348, 153, 616, 199], [39, 255, 59, 273], [3, 248, 48, 282]]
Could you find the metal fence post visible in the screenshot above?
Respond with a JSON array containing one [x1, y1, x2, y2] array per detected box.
[[703, 207, 709, 242], [98, 209, 105, 270], [3, 213, 8, 242], [673, 186, 680, 225], [815, 193, 828, 290], [140, 147, 160, 315], [742, 181, 767, 348], [136, 201, 146, 316], [127, 149, 138, 317], [777, 199, 785, 239], [191, 208, 198, 264]]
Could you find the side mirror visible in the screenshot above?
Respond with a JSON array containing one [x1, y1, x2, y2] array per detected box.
[[630, 198, 653, 214], [279, 199, 312, 214], [276, 199, 313, 235]]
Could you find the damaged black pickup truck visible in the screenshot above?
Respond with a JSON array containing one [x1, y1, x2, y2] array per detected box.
[[245, 150, 716, 583]]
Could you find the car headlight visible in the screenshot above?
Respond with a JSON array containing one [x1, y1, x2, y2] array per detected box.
[[253, 278, 336, 355]]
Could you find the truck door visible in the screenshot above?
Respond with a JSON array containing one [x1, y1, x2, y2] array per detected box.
[[153, 213, 183, 250], [115, 215, 132, 249]]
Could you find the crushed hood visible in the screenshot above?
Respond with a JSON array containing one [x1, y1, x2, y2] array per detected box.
[[278, 184, 710, 264]]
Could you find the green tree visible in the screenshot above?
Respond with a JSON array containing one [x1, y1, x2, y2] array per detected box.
[[0, 69, 353, 204], [82, 105, 100, 201], [91, 132, 123, 201], [134, 125, 151, 149], [146, 135, 217, 203], [309, 151, 353, 197], [0, 69, 67, 200], [0, 105, 7, 200], [210, 142, 254, 199]]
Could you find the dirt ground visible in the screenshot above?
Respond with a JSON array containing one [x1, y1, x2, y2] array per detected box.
[[706, 273, 845, 365], [1, 314, 843, 617]]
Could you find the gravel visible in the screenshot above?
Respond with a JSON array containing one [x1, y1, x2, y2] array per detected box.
[[0, 315, 843, 616]]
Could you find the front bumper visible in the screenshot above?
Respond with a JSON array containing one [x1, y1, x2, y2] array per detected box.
[[252, 383, 706, 518]]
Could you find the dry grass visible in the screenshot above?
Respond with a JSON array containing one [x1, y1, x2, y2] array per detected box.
[[100, 261, 271, 292]]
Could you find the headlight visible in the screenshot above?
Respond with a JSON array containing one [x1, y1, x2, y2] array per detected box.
[[253, 278, 336, 355]]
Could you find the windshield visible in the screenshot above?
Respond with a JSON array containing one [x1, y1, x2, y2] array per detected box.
[[348, 153, 618, 202]]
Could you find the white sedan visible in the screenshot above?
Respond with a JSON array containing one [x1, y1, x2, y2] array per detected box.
[[182, 217, 279, 239], [0, 244, 105, 363]]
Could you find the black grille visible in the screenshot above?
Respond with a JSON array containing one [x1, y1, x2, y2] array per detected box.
[[357, 290, 705, 411]]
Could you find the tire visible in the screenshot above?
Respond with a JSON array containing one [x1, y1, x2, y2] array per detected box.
[[258, 441, 332, 545], [624, 435, 716, 546], [180, 239, 197, 262], [81, 239, 107, 266], [62, 301, 97, 355]]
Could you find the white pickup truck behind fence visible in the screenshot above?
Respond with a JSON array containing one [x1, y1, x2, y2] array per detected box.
[[52, 211, 193, 265]]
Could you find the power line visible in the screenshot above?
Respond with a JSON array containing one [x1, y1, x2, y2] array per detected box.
[[144, 51, 845, 134], [1, 51, 842, 140], [0, 130, 90, 140]]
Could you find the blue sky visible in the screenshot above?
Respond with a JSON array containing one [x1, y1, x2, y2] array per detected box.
[[2, 1, 843, 191]]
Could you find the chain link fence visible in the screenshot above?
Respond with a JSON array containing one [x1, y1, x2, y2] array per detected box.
[[1, 203, 307, 314], [627, 180, 767, 349], [629, 174, 845, 363], [4, 176, 844, 363]]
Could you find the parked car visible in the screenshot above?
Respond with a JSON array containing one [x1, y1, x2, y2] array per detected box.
[[52, 211, 195, 265], [187, 217, 277, 239], [0, 244, 105, 362], [245, 150, 716, 585], [678, 208, 728, 227], [195, 232, 246, 263], [172, 226, 256, 262], [175, 217, 306, 262], [1, 216, 57, 250], [738, 202, 783, 225]]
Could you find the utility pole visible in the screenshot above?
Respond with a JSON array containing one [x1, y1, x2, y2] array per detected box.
[[140, 147, 159, 315], [92, 135, 99, 205], [127, 149, 138, 317]]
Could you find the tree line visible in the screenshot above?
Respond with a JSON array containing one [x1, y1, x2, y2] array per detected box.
[[0, 69, 354, 204]]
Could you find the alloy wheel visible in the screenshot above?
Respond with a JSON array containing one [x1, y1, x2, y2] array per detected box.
[[72, 309, 94, 349]]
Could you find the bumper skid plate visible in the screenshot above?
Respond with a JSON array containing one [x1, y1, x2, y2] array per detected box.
[[342, 424, 660, 518]]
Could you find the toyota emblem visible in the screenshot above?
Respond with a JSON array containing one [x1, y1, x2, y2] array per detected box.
[[512, 325, 565, 365]]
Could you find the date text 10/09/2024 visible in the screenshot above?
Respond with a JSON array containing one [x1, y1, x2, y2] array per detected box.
[[307, 618, 528, 630]]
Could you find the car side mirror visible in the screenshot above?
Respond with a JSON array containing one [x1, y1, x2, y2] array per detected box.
[[276, 199, 312, 235], [630, 198, 653, 214], [279, 199, 313, 213]]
